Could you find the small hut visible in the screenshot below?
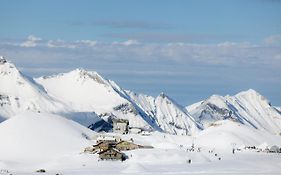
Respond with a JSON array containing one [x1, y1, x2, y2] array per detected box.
[[98, 148, 127, 161]]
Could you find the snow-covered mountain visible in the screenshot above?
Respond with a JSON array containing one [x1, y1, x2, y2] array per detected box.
[[126, 91, 201, 135], [1, 56, 281, 136], [0, 56, 105, 129], [0, 56, 65, 118], [36, 68, 127, 112], [0, 56, 199, 135], [35, 68, 162, 131], [35, 66, 203, 135], [186, 89, 281, 135]]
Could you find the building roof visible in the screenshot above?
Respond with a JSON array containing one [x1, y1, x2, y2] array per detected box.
[[98, 147, 122, 154], [116, 140, 138, 145], [96, 136, 116, 141]]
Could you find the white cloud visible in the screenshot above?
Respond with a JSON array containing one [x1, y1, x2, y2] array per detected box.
[[47, 39, 76, 49], [123, 39, 140, 46], [274, 54, 281, 60], [76, 40, 97, 47], [46, 39, 98, 48], [112, 39, 140, 46], [20, 35, 42, 48], [1, 34, 281, 106], [264, 34, 281, 46], [217, 41, 252, 48], [1, 35, 280, 68]]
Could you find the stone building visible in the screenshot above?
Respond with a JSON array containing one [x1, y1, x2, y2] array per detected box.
[[113, 119, 129, 134], [98, 148, 127, 161]]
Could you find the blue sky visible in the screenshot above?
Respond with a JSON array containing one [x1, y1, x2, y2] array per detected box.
[[0, 0, 281, 105]]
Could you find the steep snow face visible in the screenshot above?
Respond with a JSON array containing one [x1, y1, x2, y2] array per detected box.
[[127, 91, 200, 135], [125, 91, 156, 117], [231, 89, 281, 134], [186, 89, 281, 134], [36, 69, 156, 129], [154, 93, 200, 135], [0, 56, 66, 119], [0, 112, 94, 162]]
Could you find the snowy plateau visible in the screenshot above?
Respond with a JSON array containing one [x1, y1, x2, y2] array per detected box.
[[0, 56, 281, 175]]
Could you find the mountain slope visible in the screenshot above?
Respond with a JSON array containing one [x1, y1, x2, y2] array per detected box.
[[0, 56, 66, 119], [36, 68, 127, 112], [126, 91, 200, 135], [186, 89, 281, 134], [0, 56, 106, 129], [154, 93, 201, 135], [275, 106, 281, 113], [35, 69, 160, 130]]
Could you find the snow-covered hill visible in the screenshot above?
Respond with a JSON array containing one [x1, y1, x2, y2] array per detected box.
[[1, 112, 281, 174], [186, 89, 281, 134], [195, 120, 281, 150], [0, 112, 94, 162]]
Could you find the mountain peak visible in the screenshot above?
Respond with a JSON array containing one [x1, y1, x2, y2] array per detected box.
[[0, 56, 8, 64], [40, 68, 108, 85], [71, 68, 108, 85], [159, 92, 168, 99], [236, 89, 261, 97], [156, 92, 185, 109], [235, 89, 271, 107], [245, 89, 258, 94], [158, 92, 174, 102], [71, 68, 99, 77], [0, 56, 20, 76], [208, 94, 225, 101]]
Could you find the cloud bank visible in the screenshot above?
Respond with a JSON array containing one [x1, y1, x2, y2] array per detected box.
[[0, 34, 280, 105], [3, 35, 277, 68]]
